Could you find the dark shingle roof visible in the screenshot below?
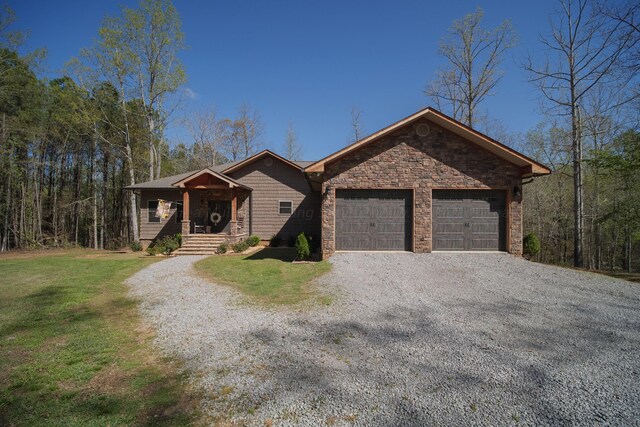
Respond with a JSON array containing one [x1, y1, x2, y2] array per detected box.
[[125, 159, 314, 189]]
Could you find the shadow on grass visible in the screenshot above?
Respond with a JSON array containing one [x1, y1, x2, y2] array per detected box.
[[0, 258, 198, 426], [245, 247, 297, 262]]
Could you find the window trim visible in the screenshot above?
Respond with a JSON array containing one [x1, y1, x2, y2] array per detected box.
[[278, 200, 293, 215], [147, 200, 160, 223]]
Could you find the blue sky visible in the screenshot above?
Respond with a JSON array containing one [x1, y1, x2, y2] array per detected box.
[[11, 0, 561, 160]]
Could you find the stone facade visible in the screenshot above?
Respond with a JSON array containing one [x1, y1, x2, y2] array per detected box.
[[320, 118, 523, 258]]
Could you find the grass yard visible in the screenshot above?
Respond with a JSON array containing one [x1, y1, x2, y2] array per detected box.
[[195, 247, 332, 305], [0, 249, 198, 426]]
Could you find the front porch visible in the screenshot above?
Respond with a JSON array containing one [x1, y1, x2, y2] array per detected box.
[[172, 169, 252, 254]]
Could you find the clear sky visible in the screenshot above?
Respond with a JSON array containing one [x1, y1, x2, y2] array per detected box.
[[10, 0, 561, 161]]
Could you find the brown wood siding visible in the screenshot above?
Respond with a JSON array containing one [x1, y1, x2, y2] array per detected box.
[[229, 154, 320, 240], [139, 189, 183, 241]]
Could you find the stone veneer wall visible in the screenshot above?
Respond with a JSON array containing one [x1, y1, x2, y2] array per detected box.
[[321, 118, 523, 258]]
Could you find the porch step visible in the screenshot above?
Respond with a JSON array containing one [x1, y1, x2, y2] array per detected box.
[[174, 249, 217, 256], [177, 234, 230, 256]]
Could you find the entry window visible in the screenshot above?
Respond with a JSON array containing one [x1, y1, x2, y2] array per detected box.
[[279, 200, 292, 215], [174, 201, 183, 223], [148, 200, 160, 223]]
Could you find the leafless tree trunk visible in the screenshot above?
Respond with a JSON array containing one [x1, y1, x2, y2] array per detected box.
[[283, 121, 303, 160], [350, 106, 363, 142], [524, 0, 636, 267], [425, 7, 516, 127]]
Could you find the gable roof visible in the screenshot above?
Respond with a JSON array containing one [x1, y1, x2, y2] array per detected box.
[[125, 152, 312, 190], [222, 149, 305, 174], [171, 168, 252, 190], [304, 107, 551, 177]]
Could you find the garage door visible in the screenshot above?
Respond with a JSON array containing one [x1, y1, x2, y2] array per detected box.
[[335, 189, 412, 251], [432, 190, 506, 251]]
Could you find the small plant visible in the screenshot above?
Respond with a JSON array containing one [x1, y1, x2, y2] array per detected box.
[[145, 233, 181, 256], [523, 232, 540, 259], [216, 242, 228, 254], [231, 240, 250, 253], [158, 235, 180, 255], [295, 233, 310, 260], [129, 241, 143, 252], [269, 234, 282, 247], [305, 233, 319, 252], [246, 235, 260, 247]]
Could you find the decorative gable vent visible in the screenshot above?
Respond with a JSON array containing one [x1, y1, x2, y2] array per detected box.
[[264, 157, 273, 166], [416, 123, 430, 137]]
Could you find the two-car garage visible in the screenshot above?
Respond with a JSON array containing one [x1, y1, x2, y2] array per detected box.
[[334, 189, 506, 252]]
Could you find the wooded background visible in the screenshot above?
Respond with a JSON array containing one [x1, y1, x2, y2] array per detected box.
[[0, 0, 638, 273]]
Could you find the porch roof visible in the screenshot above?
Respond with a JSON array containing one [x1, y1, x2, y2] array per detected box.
[[171, 168, 252, 190]]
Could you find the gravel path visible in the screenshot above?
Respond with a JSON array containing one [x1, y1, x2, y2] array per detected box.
[[126, 253, 640, 426]]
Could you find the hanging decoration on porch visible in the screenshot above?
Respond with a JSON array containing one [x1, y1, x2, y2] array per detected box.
[[210, 212, 222, 225], [156, 199, 172, 219]]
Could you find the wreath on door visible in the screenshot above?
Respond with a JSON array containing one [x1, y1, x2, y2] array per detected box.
[[210, 212, 222, 225]]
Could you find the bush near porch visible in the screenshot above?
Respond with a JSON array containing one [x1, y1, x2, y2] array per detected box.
[[195, 247, 331, 305]]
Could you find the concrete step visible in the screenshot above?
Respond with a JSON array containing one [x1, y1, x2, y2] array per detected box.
[[175, 250, 216, 256]]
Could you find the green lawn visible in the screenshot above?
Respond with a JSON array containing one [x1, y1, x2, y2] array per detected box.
[[0, 250, 198, 426], [195, 248, 332, 305]]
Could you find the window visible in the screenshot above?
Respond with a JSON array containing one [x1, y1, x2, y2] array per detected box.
[[175, 201, 183, 223], [279, 200, 292, 215], [148, 200, 160, 223]]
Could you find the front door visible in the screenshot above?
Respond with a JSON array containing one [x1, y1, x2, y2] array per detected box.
[[208, 201, 231, 233]]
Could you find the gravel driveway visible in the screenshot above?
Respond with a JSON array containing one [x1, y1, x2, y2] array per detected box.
[[126, 253, 640, 426]]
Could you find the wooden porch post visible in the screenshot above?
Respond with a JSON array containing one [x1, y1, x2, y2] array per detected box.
[[181, 189, 190, 235], [230, 188, 238, 236]]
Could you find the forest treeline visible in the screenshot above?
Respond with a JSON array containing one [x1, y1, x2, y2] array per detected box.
[[0, 1, 269, 251], [1, 1, 639, 273]]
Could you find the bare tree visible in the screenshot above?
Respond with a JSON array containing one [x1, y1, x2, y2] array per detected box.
[[524, 0, 637, 267], [350, 106, 363, 142], [282, 121, 303, 160], [221, 104, 263, 161], [425, 7, 516, 127], [184, 108, 224, 167]]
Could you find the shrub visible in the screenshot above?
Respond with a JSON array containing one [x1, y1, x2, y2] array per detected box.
[[130, 241, 143, 252], [305, 233, 319, 252], [159, 235, 180, 255], [146, 245, 160, 256], [246, 235, 260, 247], [269, 234, 282, 247], [295, 233, 310, 260], [175, 233, 182, 246], [523, 232, 540, 258], [216, 242, 228, 254], [231, 240, 250, 253], [146, 234, 181, 256]]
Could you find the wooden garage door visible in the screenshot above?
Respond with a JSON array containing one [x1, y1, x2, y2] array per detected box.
[[432, 190, 506, 251], [335, 189, 412, 251]]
